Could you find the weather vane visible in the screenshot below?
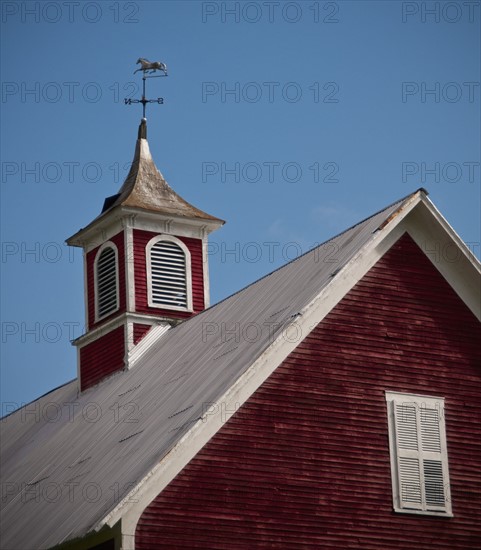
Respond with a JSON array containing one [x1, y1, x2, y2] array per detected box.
[[125, 57, 168, 118]]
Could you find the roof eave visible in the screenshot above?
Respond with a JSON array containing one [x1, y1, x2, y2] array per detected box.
[[65, 205, 124, 248], [120, 204, 225, 229], [418, 193, 481, 273], [66, 204, 224, 248]]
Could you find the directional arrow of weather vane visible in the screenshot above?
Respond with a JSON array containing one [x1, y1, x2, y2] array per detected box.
[[125, 57, 168, 118]]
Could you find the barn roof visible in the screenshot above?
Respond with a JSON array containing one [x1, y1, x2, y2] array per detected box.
[[1, 188, 479, 550]]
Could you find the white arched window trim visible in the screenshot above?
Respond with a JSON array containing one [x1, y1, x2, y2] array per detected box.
[[146, 235, 193, 312], [93, 241, 120, 322]]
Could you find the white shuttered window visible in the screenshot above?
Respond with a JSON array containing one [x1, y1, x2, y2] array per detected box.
[[385, 392, 452, 516], [146, 236, 192, 311], [94, 244, 119, 320]]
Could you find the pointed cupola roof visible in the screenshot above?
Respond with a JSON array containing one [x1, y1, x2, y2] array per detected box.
[[67, 119, 224, 247], [101, 119, 223, 223]]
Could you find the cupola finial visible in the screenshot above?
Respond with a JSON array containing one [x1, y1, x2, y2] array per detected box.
[[138, 118, 147, 139], [125, 57, 168, 119]]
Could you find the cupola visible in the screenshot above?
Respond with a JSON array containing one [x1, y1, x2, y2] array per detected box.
[[67, 117, 224, 391]]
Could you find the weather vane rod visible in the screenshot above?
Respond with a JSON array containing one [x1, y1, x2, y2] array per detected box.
[[125, 57, 168, 118]]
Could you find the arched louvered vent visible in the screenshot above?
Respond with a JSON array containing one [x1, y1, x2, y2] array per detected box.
[[96, 246, 118, 318], [150, 240, 188, 308]]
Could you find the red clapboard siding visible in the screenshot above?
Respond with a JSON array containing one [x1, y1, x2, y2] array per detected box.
[[80, 326, 125, 391], [133, 229, 204, 318], [133, 323, 152, 345], [86, 231, 126, 329], [135, 233, 481, 549]]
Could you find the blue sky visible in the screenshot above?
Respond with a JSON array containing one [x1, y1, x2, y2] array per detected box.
[[1, 0, 480, 410]]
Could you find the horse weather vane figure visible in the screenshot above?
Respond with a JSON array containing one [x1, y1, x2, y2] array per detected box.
[[125, 58, 168, 118]]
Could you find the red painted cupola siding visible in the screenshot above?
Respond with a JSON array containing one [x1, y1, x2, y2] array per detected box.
[[66, 119, 224, 391]]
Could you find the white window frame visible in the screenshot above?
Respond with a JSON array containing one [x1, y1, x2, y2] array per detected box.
[[94, 242, 120, 322], [146, 235, 193, 312], [385, 391, 452, 516]]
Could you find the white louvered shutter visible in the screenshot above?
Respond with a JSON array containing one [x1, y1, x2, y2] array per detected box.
[[420, 406, 446, 510], [393, 402, 423, 509], [96, 246, 118, 318], [150, 241, 187, 308], [387, 393, 450, 515]]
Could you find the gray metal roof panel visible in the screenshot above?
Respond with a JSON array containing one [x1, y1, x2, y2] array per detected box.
[[0, 193, 410, 550]]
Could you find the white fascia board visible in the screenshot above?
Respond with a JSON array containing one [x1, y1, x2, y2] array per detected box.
[[419, 195, 481, 272], [99, 197, 421, 545], [72, 312, 173, 347], [67, 216, 125, 252], [67, 207, 223, 248], [72, 315, 125, 347], [122, 207, 223, 238], [202, 236, 211, 308], [127, 323, 171, 368], [405, 198, 481, 320]]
